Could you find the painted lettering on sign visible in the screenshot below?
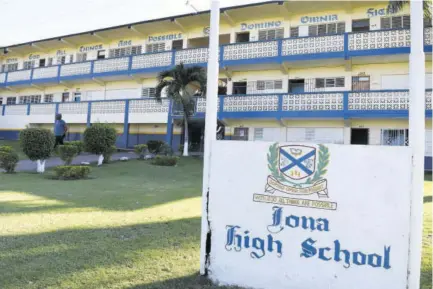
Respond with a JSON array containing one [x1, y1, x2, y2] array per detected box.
[[29, 54, 40, 60], [56, 50, 66, 56], [240, 21, 282, 31], [300, 15, 338, 24], [367, 6, 397, 17], [118, 40, 132, 47], [80, 44, 103, 52], [6, 58, 18, 63], [148, 33, 182, 42]]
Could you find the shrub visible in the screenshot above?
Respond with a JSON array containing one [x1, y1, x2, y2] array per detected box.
[[103, 145, 117, 164], [54, 166, 91, 180], [65, 141, 84, 155], [158, 143, 173, 156], [58, 145, 78, 165], [20, 128, 54, 161], [147, 140, 165, 154], [0, 146, 19, 173], [83, 123, 117, 165], [151, 155, 179, 166], [134, 144, 148, 159]]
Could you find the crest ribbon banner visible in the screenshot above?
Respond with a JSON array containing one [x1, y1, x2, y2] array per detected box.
[[265, 176, 328, 198]]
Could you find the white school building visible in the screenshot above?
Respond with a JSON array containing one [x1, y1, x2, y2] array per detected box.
[[0, 1, 431, 168]]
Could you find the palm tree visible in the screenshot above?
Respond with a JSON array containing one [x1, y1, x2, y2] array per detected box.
[[388, 0, 432, 18], [154, 63, 206, 157]]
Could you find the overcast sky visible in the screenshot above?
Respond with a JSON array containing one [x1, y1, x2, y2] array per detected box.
[[0, 0, 269, 47]]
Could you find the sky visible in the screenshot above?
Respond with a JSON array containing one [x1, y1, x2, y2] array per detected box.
[[0, 0, 269, 47]]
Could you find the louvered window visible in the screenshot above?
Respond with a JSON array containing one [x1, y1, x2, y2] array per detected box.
[[23, 60, 35, 70], [76, 53, 87, 63], [381, 15, 410, 29], [255, 80, 283, 91], [3, 63, 18, 72], [47, 57, 53, 66], [109, 45, 142, 58], [308, 22, 345, 36], [19, 95, 41, 104], [7, 97, 16, 105], [254, 128, 264, 141], [44, 94, 54, 103], [258, 28, 284, 41], [290, 27, 299, 37], [142, 87, 156, 98], [315, 77, 345, 88], [146, 43, 166, 53]]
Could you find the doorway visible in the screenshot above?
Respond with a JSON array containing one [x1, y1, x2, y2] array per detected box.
[[351, 128, 369, 145], [62, 92, 70, 102], [236, 32, 250, 43], [352, 19, 370, 32], [172, 40, 183, 50], [232, 82, 247, 95], [289, 79, 305, 93]]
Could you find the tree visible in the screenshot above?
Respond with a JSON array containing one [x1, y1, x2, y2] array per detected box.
[[154, 63, 206, 157], [387, 0, 432, 18], [20, 128, 55, 173], [83, 123, 117, 166]]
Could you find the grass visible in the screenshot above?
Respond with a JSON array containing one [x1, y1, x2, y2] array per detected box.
[[0, 159, 430, 289]]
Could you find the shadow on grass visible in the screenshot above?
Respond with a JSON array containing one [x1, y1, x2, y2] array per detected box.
[[0, 158, 203, 213], [127, 273, 244, 289], [0, 217, 201, 289]]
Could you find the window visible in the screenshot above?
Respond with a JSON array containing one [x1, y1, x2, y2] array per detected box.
[[23, 60, 35, 70], [7, 63, 18, 72], [381, 129, 409, 146], [142, 87, 156, 98], [254, 80, 283, 92], [233, 127, 249, 141], [44, 94, 53, 103], [6, 97, 16, 105], [236, 32, 250, 43], [47, 58, 53, 66], [315, 77, 345, 88], [258, 28, 284, 41], [424, 17, 432, 28], [309, 22, 345, 36], [254, 128, 264, 141], [62, 92, 69, 102], [352, 76, 370, 91], [69, 55, 74, 63], [352, 19, 370, 32], [57, 56, 66, 65], [381, 15, 410, 29], [39, 58, 46, 67], [76, 53, 87, 63], [0, 98, 2, 105], [290, 27, 299, 37], [233, 82, 247, 95], [145, 43, 165, 53], [74, 92, 81, 102], [97, 50, 106, 59], [109, 45, 142, 58], [19, 95, 41, 104], [172, 40, 183, 50], [0, 65, 4, 73]]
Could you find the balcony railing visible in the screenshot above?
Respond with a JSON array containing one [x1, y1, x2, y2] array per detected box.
[[0, 28, 431, 87]]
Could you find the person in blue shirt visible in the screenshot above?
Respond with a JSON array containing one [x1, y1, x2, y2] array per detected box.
[[54, 113, 68, 147]]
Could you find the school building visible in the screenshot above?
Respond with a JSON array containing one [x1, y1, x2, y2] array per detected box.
[[0, 1, 431, 168]]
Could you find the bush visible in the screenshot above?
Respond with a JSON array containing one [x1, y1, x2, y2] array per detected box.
[[151, 155, 179, 166], [158, 143, 173, 156], [83, 123, 117, 155], [134, 144, 148, 159], [54, 166, 91, 180], [65, 141, 84, 155], [103, 145, 117, 164], [147, 140, 165, 154], [20, 128, 54, 161], [0, 146, 19, 173], [58, 145, 78, 165]]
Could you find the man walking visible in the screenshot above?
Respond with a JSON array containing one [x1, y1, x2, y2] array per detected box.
[[54, 113, 68, 148]]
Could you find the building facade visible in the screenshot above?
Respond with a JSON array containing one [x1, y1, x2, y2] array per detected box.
[[0, 1, 432, 168]]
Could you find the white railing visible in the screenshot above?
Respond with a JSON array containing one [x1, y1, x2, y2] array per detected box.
[[60, 62, 92, 77], [349, 91, 409, 110], [129, 99, 169, 113], [424, 27, 432, 46], [32, 66, 58, 79], [194, 98, 220, 113], [283, 93, 344, 111], [7, 70, 31, 82], [349, 29, 410, 51], [93, 57, 129, 73], [223, 41, 278, 60], [0, 73, 5, 83], [132, 52, 172, 70], [223, 95, 279, 112], [282, 35, 344, 56], [4, 105, 27, 115], [30, 103, 56, 115], [58, 102, 88, 115], [91, 101, 125, 114], [175, 48, 209, 64]]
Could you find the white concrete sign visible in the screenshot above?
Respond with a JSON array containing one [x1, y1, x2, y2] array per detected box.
[[205, 141, 412, 289]]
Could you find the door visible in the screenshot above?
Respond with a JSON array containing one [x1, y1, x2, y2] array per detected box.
[[351, 128, 369, 145], [62, 92, 70, 102], [352, 76, 370, 91], [39, 58, 46, 67], [172, 40, 183, 50], [289, 79, 305, 93]]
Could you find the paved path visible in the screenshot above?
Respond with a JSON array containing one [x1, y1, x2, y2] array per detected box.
[[15, 152, 138, 172]]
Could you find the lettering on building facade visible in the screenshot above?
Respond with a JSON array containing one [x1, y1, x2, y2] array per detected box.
[[6, 58, 18, 63], [240, 21, 282, 31], [56, 50, 67, 56], [79, 44, 103, 52], [118, 40, 132, 47], [300, 15, 338, 24], [148, 33, 182, 42], [367, 6, 398, 17], [29, 54, 40, 60]]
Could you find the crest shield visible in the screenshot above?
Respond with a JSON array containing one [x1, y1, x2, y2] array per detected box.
[[278, 145, 316, 180]]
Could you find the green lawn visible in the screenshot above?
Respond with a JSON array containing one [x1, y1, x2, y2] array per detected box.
[[0, 159, 431, 289]]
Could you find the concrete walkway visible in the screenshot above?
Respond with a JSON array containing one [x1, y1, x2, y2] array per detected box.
[[15, 152, 138, 172]]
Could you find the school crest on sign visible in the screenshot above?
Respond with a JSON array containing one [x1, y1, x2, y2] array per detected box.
[[253, 143, 337, 211]]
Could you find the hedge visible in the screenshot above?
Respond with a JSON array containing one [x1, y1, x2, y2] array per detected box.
[[65, 141, 84, 155], [151, 155, 179, 166], [0, 146, 19, 173], [58, 145, 78, 165], [20, 128, 54, 161], [147, 140, 165, 154], [54, 166, 91, 180]]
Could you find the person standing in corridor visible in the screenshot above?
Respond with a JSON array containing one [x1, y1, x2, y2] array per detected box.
[[54, 113, 68, 148]]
